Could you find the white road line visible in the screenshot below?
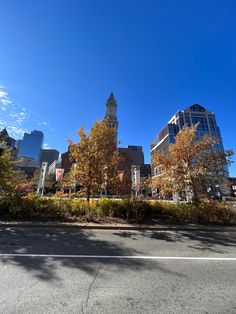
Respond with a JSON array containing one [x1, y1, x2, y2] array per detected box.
[[0, 254, 235, 261]]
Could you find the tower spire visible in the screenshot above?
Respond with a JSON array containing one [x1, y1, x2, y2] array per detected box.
[[106, 92, 117, 107], [104, 92, 118, 144]]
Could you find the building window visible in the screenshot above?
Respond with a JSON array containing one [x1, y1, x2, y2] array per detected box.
[[169, 135, 175, 144], [192, 117, 209, 131], [178, 112, 184, 128], [185, 113, 191, 126], [208, 117, 215, 134]]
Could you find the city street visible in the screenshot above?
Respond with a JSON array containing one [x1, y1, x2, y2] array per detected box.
[[0, 227, 236, 313]]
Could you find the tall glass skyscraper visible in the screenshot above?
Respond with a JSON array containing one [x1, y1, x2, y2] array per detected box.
[[17, 130, 44, 160], [151, 104, 224, 156]]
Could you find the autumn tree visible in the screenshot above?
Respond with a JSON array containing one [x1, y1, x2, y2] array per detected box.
[[152, 125, 233, 203], [69, 120, 118, 202], [0, 144, 17, 191], [140, 176, 152, 197], [109, 169, 132, 197], [1, 144, 26, 189], [58, 171, 76, 192]]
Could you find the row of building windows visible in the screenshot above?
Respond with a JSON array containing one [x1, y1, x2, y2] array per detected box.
[[192, 117, 209, 131], [208, 117, 216, 134], [181, 113, 218, 136], [185, 114, 191, 126], [159, 125, 170, 142], [153, 136, 171, 155]]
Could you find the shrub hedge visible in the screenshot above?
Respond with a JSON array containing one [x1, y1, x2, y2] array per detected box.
[[0, 193, 235, 225]]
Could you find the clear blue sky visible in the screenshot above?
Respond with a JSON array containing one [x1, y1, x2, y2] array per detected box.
[[0, 0, 236, 176]]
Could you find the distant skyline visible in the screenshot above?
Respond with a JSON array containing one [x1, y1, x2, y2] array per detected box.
[[0, 1, 235, 176]]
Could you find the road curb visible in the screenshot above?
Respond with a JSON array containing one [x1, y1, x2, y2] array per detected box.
[[0, 221, 235, 231]]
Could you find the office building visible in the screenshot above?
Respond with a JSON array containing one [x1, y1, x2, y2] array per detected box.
[[17, 130, 44, 160], [61, 150, 73, 174], [40, 149, 59, 166], [151, 104, 225, 157], [118, 145, 144, 166], [16, 157, 40, 178], [125, 145, 144, 165]]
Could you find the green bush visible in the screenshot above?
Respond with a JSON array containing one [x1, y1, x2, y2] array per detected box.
[[0, 194, 65, 219], [191, 200, 236, 224], [149, 200, 236, 225], [96, 198, 120, 216], [0, 193, 235, 225], [96, 198, 152, 220]]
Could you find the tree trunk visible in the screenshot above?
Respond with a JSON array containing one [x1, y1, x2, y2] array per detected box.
[[86, 186, 90, 203], [191, 178, 199, 205]]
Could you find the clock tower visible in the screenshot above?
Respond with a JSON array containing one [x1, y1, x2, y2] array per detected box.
[[104, 92, 118, 144]]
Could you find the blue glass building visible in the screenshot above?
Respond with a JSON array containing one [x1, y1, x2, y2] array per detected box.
[[17, 130, 44, 161], [151, 104, 224, 156]]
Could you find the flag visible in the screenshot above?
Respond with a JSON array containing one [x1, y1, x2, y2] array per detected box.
[[56, 168, 64, 182], [117, 170, 124, 182]]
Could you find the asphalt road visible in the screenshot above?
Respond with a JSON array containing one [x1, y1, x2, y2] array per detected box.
[[0, 227, 236, 313]]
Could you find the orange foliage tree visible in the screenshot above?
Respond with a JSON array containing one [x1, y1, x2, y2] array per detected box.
[[69, 120, 118, 202], [152, 125, 233, 202]]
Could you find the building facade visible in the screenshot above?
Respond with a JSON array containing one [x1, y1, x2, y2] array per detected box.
[[17, 130, 44, 161], [151, 104, 224, 157], [0, 128, 17, 158], [119, 145, 144, 166], [140, 164, 151, 178], [61, 150, 73, 174], [0, 128, 16, 149], [40, 149, 59, 166], [16, 157, 40, 178]]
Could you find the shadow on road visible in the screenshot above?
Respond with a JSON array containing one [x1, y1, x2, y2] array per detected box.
[[178, 230, 236, 253], [1, 227, 235, 282], [0, 227, 185, 282], [114, 229, 236, 254]]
